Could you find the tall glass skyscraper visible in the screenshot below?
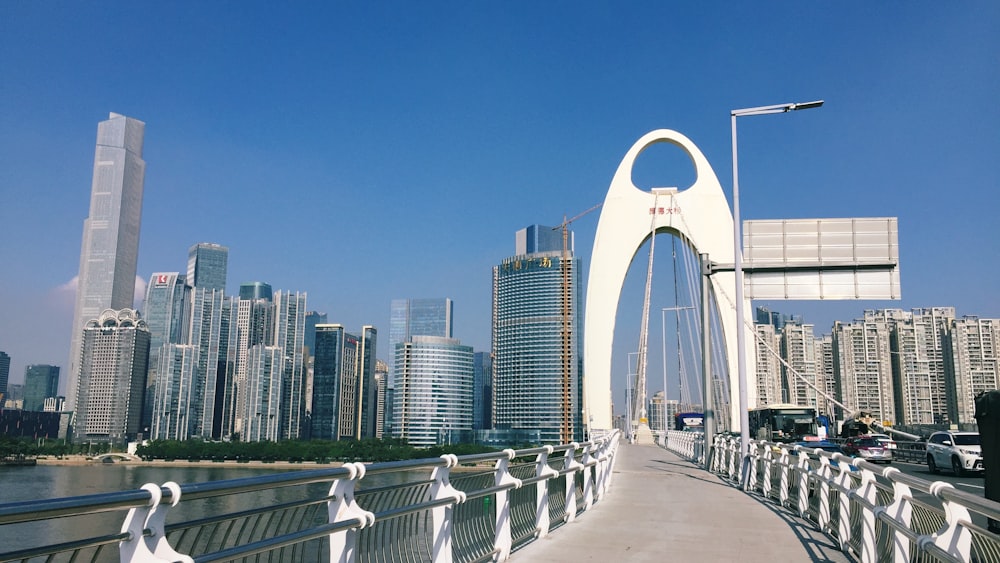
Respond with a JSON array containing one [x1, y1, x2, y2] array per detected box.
[[393, 336, 473, 447], [389, 298, 454, 356], [473, 351, 493, 430], [23, 365, 60, 412], [0, 351, 9, 399], [311, 324, 347, 441], [493, 225, 584, 444], [67, 113, 146, 412], [187, 243, 229, 291]]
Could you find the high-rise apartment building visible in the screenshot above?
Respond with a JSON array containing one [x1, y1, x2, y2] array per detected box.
[[67, 113, 146, 412], [244, 345, 283, 442], [649, 391, 666, 432], [473, 351, 493, 430], [754, 324, 783, 406], [273, 291, 307, 440], [781, 322, 820, 409], [187, 243, 229, 291], [374, 359, 388, 438], [492, 225, 583, 444], [228, 282, 274, 437], [393, 336, 473, 447], [23, 365, 60, 412], [187, 288, 234, 439], [150, 344, 198, 440], [832, 315, 897, 425], [74, 309, 150, 444], [142, 272, 190, 429], [946, 316, 1000, 425]]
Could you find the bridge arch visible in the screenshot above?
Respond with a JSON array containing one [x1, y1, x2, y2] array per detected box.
[[584, 129, 755, 434]]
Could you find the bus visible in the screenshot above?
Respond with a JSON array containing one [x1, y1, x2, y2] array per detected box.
[[748, 404, 820, 443]]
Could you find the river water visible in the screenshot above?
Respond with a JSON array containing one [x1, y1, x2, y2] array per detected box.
[[0, 462, 423, 560]]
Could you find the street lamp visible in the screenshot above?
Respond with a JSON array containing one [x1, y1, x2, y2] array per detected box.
[[731, 100, 823, 483]]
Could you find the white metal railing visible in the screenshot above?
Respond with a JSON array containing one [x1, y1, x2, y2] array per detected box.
[[707, 433, 1000, 563], [663, 430, 705, 465], [0, 431, 621, 563]]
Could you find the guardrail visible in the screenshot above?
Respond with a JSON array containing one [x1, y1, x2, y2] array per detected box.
[[0, 432, 621, 563], [709, 434, 1000, 563], [662, 430, 705, 466]]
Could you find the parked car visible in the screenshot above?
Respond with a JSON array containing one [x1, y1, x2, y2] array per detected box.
[[869, 433, 897, 450], [926, 431, 983, 476], [842, 435, 893, 464]]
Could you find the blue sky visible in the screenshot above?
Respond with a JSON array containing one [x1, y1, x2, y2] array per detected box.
[[2, 3, 998, 414]]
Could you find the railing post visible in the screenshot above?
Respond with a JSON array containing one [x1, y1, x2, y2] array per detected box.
[[795, 450, 810, 517], [581, 444, 596, 511], [856, 466, 879, 563], [430, 454, 467, 563], [778, 446, 791, 507], [920, 482, 973, 561], [493, 449, 521, 561], [835, 456, 853, 552], [563, 443, 584, 523], [761, 443, 774, 500], [143, 482, 193, 563], [534, 446, 559, 538], [119, 483, 165, 563], [874, 468, 912, 563], [327, 462, 376, 563], [816, 455, 834, 534], [746, 442, 760, 492]]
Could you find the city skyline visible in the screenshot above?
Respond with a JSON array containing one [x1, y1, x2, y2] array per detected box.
[[2, 5, 998, 416]]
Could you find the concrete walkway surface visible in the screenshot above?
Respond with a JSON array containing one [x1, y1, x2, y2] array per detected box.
[[512, 443, 851, 562]]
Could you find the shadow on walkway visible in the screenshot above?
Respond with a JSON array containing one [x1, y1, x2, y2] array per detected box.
[[512, 443, 850, 562]]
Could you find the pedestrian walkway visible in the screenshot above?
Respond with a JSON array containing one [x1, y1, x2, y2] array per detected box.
[[513, 443, 850, 562]]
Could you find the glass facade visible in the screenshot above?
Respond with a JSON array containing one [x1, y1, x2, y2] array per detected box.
[[187, 243, 229, 291], [311, 324, 345, 441], [493, 226, 584, 444], [473, 351, 492, 430], [142, 272, 190, 430], [67, 113, 146, 412], [23, 365, 60, 413], [393, 336, 473, 447], [0, 351, 9, 398]]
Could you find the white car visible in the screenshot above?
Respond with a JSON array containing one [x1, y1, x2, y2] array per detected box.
[[926, 431, 983, 476], [869, 433, 897, 450]]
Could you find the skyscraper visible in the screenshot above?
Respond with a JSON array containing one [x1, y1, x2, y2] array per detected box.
[[492, 225, 584, 444], [946, 316, 1000, 425], [273, 290, 307, 440], [142, 272, 190, 430], [23, 365, 60, 412], [389, 298, 454, 356], [74, 309, 150, 444], [473, 351, 493, 430], [187, 243, 229, 291], [311, 324, 348, 441], [0, 351, 9, 399], [67, 113, 146, 412], [393, 336, 473, 447], [388, 297, 453, 435]]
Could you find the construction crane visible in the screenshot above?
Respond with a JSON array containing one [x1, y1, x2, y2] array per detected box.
[[553, 203, 602, 443]]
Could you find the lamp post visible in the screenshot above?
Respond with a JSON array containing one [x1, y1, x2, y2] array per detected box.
[[731, 100, 823, 483]]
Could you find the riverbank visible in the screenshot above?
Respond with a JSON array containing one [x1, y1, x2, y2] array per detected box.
[[35, 455, 491, 471], [35, 455, 346, 469]]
